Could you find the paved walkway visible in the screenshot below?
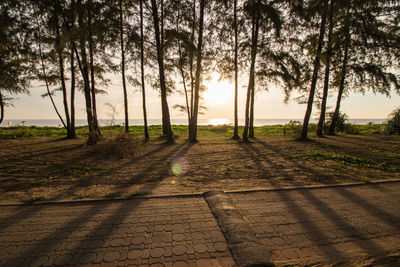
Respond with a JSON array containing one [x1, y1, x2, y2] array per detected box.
[[1, 181, 400, 266]]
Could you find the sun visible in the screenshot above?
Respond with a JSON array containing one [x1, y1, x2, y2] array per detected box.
[[203, 73, 233, 106]]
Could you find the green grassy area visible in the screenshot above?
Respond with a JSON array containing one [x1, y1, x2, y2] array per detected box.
[[0, 123, 390, 139]]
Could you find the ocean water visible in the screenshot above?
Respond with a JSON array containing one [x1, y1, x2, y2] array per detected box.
[[0, 118, 387, 127]]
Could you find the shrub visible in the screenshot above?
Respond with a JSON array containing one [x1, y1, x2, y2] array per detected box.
[[385, 107, 400, 135], [326, 112, 348, 132]]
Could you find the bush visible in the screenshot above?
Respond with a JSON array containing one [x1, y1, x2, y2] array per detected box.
[[385, 107, 400, 135], [326, 112, 349, 132]]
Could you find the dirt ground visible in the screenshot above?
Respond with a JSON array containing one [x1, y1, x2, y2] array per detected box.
[[0, 134, 399, 203]]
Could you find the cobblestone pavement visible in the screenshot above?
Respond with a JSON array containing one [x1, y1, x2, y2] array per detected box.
[[0, 196, 235, 267], [229, 182, 400, 266], [1, 182, 400, 267]]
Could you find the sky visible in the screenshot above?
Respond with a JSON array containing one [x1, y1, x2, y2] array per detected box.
[[3, 71, 400, 124]]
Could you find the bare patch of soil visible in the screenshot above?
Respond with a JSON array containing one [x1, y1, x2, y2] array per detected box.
[[0, 135, 399, 203]]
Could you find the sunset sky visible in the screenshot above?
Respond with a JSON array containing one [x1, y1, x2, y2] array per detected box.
[[4, 72, 400, 123]]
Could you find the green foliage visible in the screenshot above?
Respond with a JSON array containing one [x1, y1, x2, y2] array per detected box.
[[295, 151, 393, 171], [385, 107, 400, 135], [326, 112, 348, 132], [0, 123, 392, 140]]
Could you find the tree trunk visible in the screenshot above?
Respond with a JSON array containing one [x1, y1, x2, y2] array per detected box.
[[140, 0, 149, 141], [37, 15, 67, 129], [189, 0, 205, 143], [151, 0, 174, 143], [119, 0, 129, 134], [189, 0, 196, 138], [232, 0, 239, 140], [70, 46, 76, 138], [249, 79, 255, 138], [243, 3, 260, 142], [87, 4, 101, 137], [56, 0, 98, 144], [317, 0, 335, 137], [56, 13, 73, 138], [0, 91, 4, 124], [329, 10, 350, 135], [301, 0, 328, 140], [177, 7, 191, 132], [77, 0, 99, 145]]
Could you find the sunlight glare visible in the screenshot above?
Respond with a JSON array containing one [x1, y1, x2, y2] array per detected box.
[[209, 118, 230, 126], [203, 73, 233, 106]]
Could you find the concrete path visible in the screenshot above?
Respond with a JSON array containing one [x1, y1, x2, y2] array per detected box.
[[1, 181, 400, 266]]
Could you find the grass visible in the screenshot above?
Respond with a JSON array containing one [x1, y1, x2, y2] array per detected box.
[[2, 123, 391, 140], [294, 150, 395, 171]]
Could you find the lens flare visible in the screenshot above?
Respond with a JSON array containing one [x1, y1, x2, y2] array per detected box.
[[171, 157, 188, 176]]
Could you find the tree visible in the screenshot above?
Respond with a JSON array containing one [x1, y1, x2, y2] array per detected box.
[[0, 1, 32, 124], [189, 0, 205, 143], [119, 0, 129, 133], [243, 0, 261, 142], [328, 0, 400, 135], [150, 0, 174, 143], [300, 0, 328, 140], [317, 0, 335, 137], [140, 0, 149, 141]]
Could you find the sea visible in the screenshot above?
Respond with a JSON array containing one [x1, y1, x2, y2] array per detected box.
[[0, 118, 387, 127]]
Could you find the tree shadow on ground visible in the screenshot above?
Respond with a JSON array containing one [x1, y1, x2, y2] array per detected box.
[[237, 140, 398, 261], [2, 142, 196, 266]]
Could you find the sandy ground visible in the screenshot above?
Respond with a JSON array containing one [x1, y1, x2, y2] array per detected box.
[[0, 134, 399, 203]]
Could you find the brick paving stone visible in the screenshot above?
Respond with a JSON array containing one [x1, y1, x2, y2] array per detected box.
[[104, 251, 120, 262], [150, 247, 165, 258], [172, 233, 185, 242], [172, 245, 187, 256], [127, 249, 142, 260], [214, 242, 228, 252], [193, 244, 208, 254], [54, 254, 73, 266], [131, 235, 145, 245], [172, 261, 188, 267]]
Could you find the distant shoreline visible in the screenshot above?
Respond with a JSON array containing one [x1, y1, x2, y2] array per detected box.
[[0, 118, 387, 127]]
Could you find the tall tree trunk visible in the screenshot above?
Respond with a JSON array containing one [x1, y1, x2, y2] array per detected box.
[[329, 10, 350, 135], [77, 0, 98, 145], [232, 0, 239, 140], [70, 46, 76, 138], [119, 0, 129, 133], [189, 0, 205, 143], [37, 16, 67, 129], [151, 0, 174, 143], [0, 91, 4, 124], [56, 13, 72, 138], [87, 4, 101, 136], [317, 0, 335, 137], [177, 7, 191, 131], [160, 0, 167, 136], [249, 80, 255, 138], [189, 0, 196, 138], [140, 0, 149, 141], [243, 3, 260, 142], [300, 0, 328, 140], [56, 0, 98, 145]]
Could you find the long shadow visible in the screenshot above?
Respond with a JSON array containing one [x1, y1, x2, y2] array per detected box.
[[1, 143, 83, 164], [0, 142, 179, 231], [335, 186, 400, 230], [236, 142, 344, 259], [3, 142, 195, 266], [116, 142, 194, 190], [328, 135, 399, 154], [258, 140, 400, 229], [240, 140, 395, 259]]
